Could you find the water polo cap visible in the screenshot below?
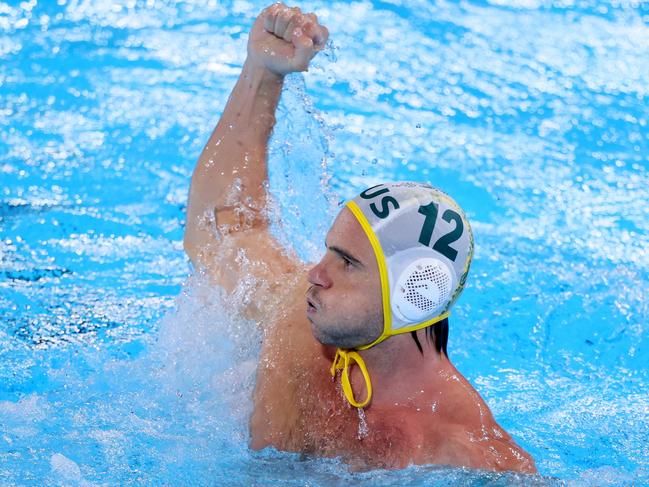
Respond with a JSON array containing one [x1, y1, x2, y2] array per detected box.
[[330, 182, 473, 408], [347, 181, 473, 348]]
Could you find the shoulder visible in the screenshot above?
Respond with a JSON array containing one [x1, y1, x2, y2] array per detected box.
[[412, 407, 536, 473], [415, 365, 537, 473], [437, 425, 537, 473]]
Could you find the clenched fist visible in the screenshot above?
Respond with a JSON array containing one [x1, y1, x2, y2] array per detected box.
[[247, 3, 329, 76]]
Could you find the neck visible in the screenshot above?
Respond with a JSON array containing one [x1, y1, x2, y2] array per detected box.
[[346, 329, 449, 409]]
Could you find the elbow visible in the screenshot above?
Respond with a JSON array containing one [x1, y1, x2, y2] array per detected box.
[[183, 227, 199, 267], [183, 199, 208, 267]]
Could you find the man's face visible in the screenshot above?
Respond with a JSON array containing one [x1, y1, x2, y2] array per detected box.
[[306, 208, 383, 349]]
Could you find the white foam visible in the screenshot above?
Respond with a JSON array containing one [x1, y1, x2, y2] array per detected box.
[[50, 453, 82, 482]]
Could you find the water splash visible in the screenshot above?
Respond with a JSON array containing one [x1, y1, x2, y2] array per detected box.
[[1, 0, 648, 484], [357, 407, 369, 440], [267, 72, 339, 263]]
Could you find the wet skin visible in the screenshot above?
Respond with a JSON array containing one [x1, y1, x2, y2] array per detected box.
[[183, 2, 537, 474], [246, 211, 536, 472]]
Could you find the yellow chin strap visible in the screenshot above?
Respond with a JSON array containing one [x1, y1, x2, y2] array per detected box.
[[330, 349, 372, 408], [329, 310, 449, 410]]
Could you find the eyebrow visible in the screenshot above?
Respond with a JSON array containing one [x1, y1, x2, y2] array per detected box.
[[327, 244, 365, 268]]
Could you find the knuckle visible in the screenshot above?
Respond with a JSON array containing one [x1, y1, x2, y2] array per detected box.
[[264, 3, 281, 14], [280, 10, 294, 21], [293, 26, 303, 37]]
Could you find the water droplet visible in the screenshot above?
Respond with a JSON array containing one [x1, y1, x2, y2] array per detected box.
[[357, 408, 369, 439]]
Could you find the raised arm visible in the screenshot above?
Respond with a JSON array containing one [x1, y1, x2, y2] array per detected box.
[[184, 4, 328, 269]]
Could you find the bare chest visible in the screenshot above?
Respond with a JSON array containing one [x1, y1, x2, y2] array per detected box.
[[252, 348, 419, 467], [250, 308, 422, 466]]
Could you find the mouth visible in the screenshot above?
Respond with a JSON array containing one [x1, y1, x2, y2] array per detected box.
[[306, 288, 320, 315], [306, 296, 317, 314]]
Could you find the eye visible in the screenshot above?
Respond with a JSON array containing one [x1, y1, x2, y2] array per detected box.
[[341, 255, 354, 268]]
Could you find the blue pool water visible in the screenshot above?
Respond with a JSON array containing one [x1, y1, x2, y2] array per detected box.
[[1, 0, 648, 484]]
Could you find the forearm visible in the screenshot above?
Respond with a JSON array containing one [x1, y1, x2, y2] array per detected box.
[[184, 60, 284, 259], [183, 3, 328, 266]]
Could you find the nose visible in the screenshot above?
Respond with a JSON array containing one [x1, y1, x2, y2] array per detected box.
[[307, 260, 332, 289]]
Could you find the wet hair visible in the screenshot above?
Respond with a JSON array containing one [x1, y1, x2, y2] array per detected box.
[[410, 317, 448, 356]]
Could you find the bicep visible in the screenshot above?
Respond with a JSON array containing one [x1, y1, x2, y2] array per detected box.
[[186, 225, 305, 321]]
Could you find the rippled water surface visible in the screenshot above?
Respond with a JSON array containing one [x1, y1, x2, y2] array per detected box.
[[1, 0, 648, 485]]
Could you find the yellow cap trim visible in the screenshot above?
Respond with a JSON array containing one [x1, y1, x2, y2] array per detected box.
[[393, 310, 450, 334], [345, 201, 392, 347]]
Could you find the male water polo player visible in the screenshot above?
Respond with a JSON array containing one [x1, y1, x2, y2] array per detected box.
[[183, 3, 536, 472]]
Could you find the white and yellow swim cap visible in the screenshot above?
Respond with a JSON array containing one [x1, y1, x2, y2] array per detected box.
[[346, 181, 474, 349], [330, 182, 473, 408]]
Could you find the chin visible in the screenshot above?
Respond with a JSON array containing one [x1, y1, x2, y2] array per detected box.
[[308, 315, 377, 349], [308, 320, 338, 347], [309, 323, 330, 345]]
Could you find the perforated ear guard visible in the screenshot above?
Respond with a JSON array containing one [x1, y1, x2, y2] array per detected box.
[[388, 249, 457, 327]]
